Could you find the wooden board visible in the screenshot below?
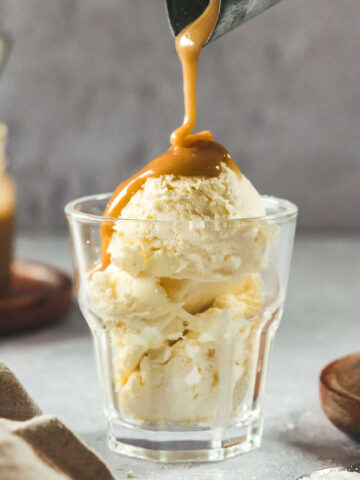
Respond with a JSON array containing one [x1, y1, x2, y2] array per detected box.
[[320, 353, 360, 440], [0, 260, 73, 335]]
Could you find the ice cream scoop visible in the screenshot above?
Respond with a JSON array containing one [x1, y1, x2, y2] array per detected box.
[[88, 158, 275, 426]]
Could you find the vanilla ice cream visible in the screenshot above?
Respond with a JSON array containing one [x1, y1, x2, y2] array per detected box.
[[88, 163, 275, 425]]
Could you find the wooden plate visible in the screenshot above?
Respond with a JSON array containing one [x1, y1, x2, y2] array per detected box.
[[320, 353, 360, 440], [0, 260, 73, 335]]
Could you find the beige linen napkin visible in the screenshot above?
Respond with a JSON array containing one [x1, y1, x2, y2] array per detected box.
[[0, 363, 114, 480]]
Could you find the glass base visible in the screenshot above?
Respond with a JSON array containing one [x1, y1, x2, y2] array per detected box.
[[107, 417, 263, 463]]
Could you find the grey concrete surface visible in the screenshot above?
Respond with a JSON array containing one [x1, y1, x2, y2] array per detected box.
[[1, 233, 359, 479], [0, 0, 359, 231]]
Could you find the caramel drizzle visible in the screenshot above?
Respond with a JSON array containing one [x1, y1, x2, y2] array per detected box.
[[171, 0, 221, 147], [98, 0, 241, 271]]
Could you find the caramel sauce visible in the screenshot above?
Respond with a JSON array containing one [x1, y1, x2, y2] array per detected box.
[[171, 0, 221, 147], [97, 0, 241, 271]]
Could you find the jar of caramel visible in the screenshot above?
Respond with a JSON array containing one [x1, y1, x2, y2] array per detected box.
[[0, 124, 15, 298]]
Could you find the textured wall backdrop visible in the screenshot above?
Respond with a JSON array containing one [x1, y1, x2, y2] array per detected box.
[[0, 0, 359, 231]]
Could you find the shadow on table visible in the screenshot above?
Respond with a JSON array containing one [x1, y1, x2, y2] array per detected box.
[[0, 304, 89, 345], [79, 430, 149, 479], [80, 430, 238, 479], [275, 415, 359, 468]]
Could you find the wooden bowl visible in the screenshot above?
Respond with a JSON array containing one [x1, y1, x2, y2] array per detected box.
[[0, 260, 73, 335], [320, 353, 360, 440]]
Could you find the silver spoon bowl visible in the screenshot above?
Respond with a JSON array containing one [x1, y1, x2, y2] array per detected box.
[[166, 0, 283, 43]]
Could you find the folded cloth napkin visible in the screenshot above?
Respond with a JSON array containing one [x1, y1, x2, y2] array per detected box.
[[0, 363, 114, 480]]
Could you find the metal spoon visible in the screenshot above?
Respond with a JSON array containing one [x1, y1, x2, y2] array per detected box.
[[0, 32, 12, 80], [298, 462, 360, 479], [166, 0, 283, 43]]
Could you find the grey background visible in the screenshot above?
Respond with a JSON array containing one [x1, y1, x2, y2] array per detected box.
[[0, 0, 359, 231]]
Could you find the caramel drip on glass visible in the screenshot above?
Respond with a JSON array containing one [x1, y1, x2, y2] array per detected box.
[[97, 0, 241, 271]]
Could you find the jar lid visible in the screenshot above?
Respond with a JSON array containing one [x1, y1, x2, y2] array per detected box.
[[0, 123, 8, 174]]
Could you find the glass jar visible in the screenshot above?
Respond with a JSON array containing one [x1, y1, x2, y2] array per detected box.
[[0, 124, 15, 298], [66, 194, 297, 462]]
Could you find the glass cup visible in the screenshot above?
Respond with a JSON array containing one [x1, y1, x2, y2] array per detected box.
[[65, 194, 297, 463]]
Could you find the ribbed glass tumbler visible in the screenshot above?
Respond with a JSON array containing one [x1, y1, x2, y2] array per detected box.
[[65, 194, 297, 463]]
